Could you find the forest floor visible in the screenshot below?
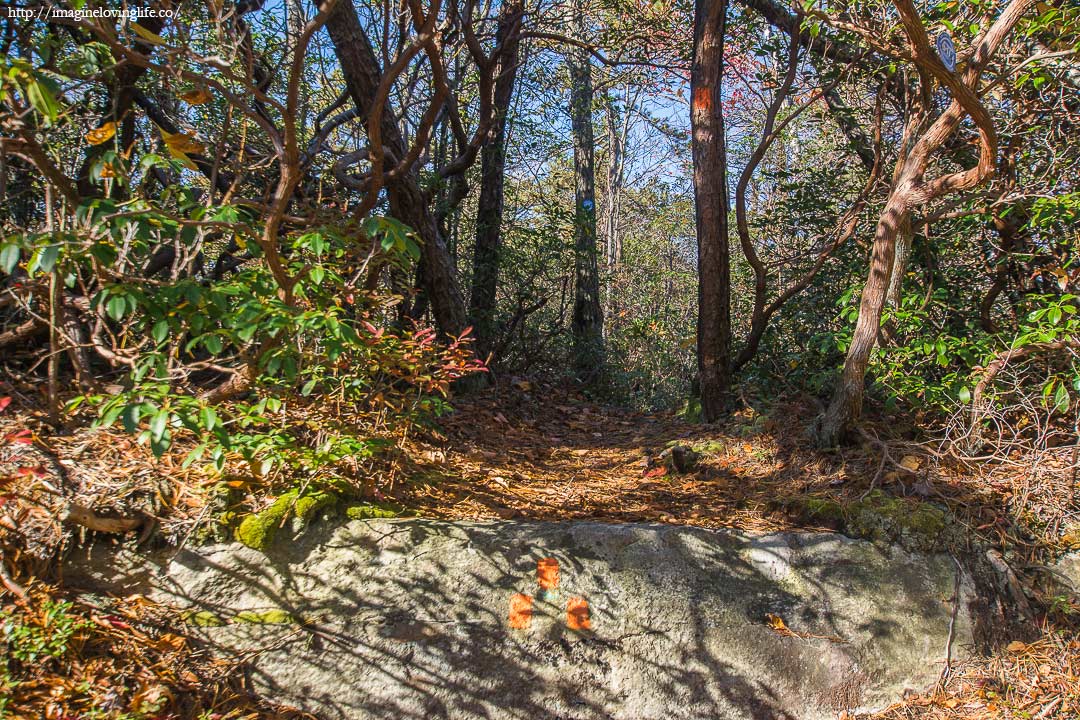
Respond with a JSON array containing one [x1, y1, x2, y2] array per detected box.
[[0, 379, 1077, 719]]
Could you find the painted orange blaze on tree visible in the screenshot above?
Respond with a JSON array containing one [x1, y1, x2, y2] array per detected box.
[[692, 86, 713, 112]]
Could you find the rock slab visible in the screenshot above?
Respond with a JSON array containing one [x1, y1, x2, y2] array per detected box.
[[78, 520, 975, 719]]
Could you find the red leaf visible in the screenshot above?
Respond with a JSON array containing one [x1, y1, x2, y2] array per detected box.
[[15, 465, 47, 478], [643, 466, 667, 478], [3, 429, 32, 445], [0, 397, 11, 413]]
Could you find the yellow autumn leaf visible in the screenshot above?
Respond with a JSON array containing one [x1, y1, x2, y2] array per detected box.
[[85, 121, 116, 146], [97, 164, 117, 179], [130, 23, 167, 46], [180, 87, 212, 105], [165, 133, 206, 156], [156, 125, 202, 170], [168, 150, 199, 171]]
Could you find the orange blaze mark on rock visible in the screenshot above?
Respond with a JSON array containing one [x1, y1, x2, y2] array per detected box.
[[509, 593, 533, 629], [567, 597, 591, 631], [537, 557, 559, 590], [692, 86, 712, 113]]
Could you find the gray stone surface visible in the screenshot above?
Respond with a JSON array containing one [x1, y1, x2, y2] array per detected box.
[[69, 519, 975, 719], [1053, 551, 1080, 599]]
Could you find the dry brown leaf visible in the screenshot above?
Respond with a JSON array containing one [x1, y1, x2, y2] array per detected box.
[[899, 455, 921, 472]]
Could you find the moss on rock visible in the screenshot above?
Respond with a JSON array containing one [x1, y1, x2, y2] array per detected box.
[[795, 497, 846, 529], [691, 440, 727, 456], [786, 490, 950, 552], [345, 502, 404, 520], [233, 609, 295, 625], [182, 610, 225, 627], [236, 489, 337, 551]]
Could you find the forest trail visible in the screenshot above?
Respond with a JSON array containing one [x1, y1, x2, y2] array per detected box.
[[402, 381, 842, 534]]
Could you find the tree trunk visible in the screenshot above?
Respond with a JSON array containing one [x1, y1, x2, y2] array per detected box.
[[325, 0, 469, 338], [468, 0, 525, 360], [691, 0, 732, 421], [886, 215, 912, 308], [815, 0, 1035, 445], [603, 83, 630, 269], [568, 0, 604, 380], [816, 191, 907, 445]]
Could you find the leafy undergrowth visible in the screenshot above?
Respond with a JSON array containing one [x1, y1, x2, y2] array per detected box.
[[0, 585, 311, 720], [1, 378, 1078, 718]]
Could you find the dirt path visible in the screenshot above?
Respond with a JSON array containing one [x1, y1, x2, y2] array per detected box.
[[401, 380, 831, 532]]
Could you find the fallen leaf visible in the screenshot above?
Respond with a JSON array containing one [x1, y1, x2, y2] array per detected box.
[[899, 455, 921, 472], [765, 613, 794, 636], [1006, 640, 1027, 653], [3, 429, 33, 445]]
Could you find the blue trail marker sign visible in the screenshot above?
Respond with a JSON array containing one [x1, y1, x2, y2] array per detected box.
[[936, 32, 957, 72]]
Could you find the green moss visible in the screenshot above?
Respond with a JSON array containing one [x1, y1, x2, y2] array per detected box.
[[232, 609, 295, 625], [294, 490, 336, 521], [345, 502, 403, 520], [236, 491, 295, 550], [679, 397, 702, 423], [236, 489, 337, 551], [797, 497, 846, 527], [691, 440, 727, 456], [785, 490, 949, 551], [182, 610, 225, 627], [847, 490, 948, 551]]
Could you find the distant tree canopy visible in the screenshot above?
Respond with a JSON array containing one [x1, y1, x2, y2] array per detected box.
[[0, 0, 1077, 479]]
